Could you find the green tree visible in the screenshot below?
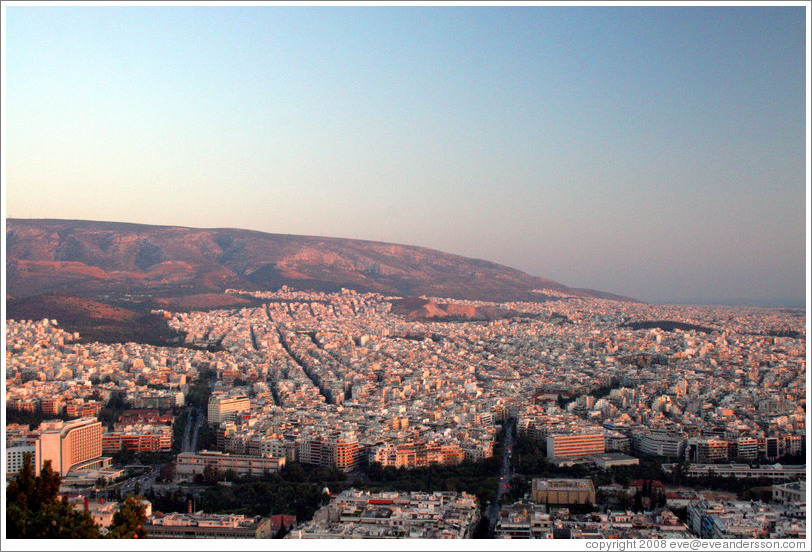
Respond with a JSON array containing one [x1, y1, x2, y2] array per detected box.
[[107, 496, 148, 539], [6, 457, 100, 538], [202, 464, 219, 484]]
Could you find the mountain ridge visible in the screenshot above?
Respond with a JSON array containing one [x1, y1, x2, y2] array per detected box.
[[6, 218, 638, 305]]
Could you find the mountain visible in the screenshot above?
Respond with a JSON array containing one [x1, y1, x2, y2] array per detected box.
[[6, 218, 637, 307]]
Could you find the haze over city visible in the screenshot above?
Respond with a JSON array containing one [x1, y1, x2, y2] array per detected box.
[[3, 3, 808, 307]]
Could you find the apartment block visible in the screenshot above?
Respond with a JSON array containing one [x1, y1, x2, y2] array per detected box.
[[546, 432, 605, 458], [372, 440, 466, 469], [207, 395, 251, 425], [297, 434, 363, 472], [102, 425, 173, 453], [633, 431, 686, 458], [494, 502, 553, 539]]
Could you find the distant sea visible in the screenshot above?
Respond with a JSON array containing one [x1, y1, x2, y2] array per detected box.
[[670, 298, 805, 310]]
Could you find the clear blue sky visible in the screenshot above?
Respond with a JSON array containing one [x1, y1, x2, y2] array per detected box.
[[3, 3, 808, 307]]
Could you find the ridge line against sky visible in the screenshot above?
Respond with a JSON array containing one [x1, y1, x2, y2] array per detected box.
[[2, 1, 809, 308]]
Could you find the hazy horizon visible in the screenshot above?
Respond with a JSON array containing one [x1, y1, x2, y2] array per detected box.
[[3, 3, 808, 308]]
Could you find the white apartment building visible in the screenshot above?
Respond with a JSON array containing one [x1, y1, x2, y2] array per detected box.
[[207, 395, 251, 425], [176, 450, 285, 478], [6, 442, 38, 478], [633, 431, 686, 458]]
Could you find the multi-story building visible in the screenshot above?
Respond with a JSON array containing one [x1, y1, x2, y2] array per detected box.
[[632, 431, 686, 458], [731, 437, 759, 461], [688, 501, 772, 539], [102, 425, 173, 453], [37, 417, 104, 476], [6, 440, 39, 478], [494, 502, 553, 539], [41, 396, 65, 417], [288, 489, 480, 539], [546, 432, 605, 458], [65, 497, 153, 531], [65, 399, 103, 419], [175, 450, 285, 478], [531, 478, 596, 505], [664, 462, 806, 480], [297, 434, 363, 472], [371, 440, 466, 469], [686, 437, 730, 463], [247, 436, 298, 463], [772, 481, 806, 504], [146, 513, 272, 538], [207, 395, 251, 425]]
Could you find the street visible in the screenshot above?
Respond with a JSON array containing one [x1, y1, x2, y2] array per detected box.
[[486, 417, 517, 537]]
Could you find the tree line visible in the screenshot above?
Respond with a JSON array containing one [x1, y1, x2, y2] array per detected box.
[[6, 455, 148, 539]]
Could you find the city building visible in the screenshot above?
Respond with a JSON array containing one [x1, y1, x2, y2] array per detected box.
[[664, 463, 806, 480], [772, 481, 806, 504], [102, 424, 173, 453], [37, 417, 104, 476], [546, 432, 605, 458], [6, 440, 38, 478], [687, 500, 805, 539], [633, 431, 687, 459], [288, 489, 480, 539], [146, 512, 272, 538], [207, 394, 251, 425], [531, 478, 596, 505], [175, 450, 285, 478], [65, 496, 153, 532], [494, 502, 553, 539], [372, 440, 466, 469]]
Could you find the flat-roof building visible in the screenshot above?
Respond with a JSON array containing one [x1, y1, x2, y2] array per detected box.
[[546, 432, 605, 458], [208, 395, 251, 425], [289, 489, 480, 539], [176, 450, 285, 478], [531, 478, 596, 505], [146, 512, 272, 539], [37, 417, 103, 476]]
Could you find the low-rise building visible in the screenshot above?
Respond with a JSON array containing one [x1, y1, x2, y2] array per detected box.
[[546, 432, 605, 458], [288, 489, 480, 539], [772, 480, 806, 504], [175, 450, 285, 478], [494, 502, 553, 539], [146, 512, 272, 538], [531, 478, 596, 505], [687, 500, 804, 539], [665, 462, 806, 480]]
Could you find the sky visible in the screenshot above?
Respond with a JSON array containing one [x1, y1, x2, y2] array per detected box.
[[2, 2, 808, 307]]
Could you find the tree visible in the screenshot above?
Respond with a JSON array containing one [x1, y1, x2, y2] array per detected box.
[[6, 457, 100, 538], [107, 496, 148, 539], [202, 464, 219, 484], [159, 461, 176, 482]]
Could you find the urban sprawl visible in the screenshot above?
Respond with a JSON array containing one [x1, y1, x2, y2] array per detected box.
[[5, 288, 807, 539]]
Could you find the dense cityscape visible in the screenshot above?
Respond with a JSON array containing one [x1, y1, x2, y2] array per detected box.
[[4, 287, 807, 541], [4, 1, 807, 548]]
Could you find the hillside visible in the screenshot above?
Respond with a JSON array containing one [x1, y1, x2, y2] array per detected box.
[[6, 218, 637, 307]]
